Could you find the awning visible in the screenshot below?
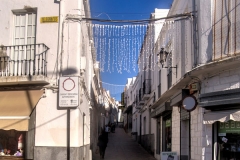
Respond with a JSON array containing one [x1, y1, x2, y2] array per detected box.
[[203, 109, 240, 124], [199, 88, 240, 110], [151, 102, 172, 118], [0, 90, 43, 130]]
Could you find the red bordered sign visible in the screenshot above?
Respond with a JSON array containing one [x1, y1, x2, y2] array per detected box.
[[59, 77, 79, 108]]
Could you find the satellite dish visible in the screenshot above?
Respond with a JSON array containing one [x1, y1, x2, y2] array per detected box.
[[182, 95, 198, 111]]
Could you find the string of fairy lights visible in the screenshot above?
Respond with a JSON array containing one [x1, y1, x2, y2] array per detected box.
[[101, 81, 126, 96], [87, 22, 177, 73], [77, 13, 192, 99]]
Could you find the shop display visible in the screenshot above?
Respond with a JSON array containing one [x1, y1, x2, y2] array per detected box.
[[218, 121, 240, 160], [0, 129, 25, 158]]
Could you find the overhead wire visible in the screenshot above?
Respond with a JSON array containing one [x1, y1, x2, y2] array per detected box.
[[66, 12, 193, 24]]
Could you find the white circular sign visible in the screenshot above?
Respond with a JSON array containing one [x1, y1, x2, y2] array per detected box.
[[63, 77, 75, 91], [182, 96, 197, 111]]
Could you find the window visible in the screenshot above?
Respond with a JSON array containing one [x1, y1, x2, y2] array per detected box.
[[153, 92, 155, 103], [14, 12, 36, 45], [167, 68, 172, 89], [13, 11, 36, 60], [213, 1, 240, 60], [214, 121, 240, 160], [131, 91, 132, 101], [158, 70, 161, 98], [0, 130, 26, 157], [143, 116, 146, 135]]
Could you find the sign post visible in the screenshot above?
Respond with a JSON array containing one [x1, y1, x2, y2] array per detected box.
[[58, 77, 79, 160]]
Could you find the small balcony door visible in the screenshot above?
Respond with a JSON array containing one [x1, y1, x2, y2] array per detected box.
[[12, 12, 36, 75]]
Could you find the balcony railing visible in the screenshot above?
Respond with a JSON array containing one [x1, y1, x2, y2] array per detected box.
[[0, 43, 49, 77], [135, 94, 142, 109]]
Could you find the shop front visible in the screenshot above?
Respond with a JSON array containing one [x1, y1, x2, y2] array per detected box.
[[151, 102, 172, 154], [0, 90, 43, 159], [200, 88, 240, 160], [203, 109, 240, 160]]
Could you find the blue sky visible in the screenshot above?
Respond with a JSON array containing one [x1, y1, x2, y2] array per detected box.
[[90, 0, 173, 101]]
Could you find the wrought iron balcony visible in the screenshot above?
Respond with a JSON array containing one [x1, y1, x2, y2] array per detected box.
[[0, 43, 49, 85], [134, 94, 141, 109], [142, 79, 151, 100]]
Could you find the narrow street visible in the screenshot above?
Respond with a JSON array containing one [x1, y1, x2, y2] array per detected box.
[[93, 127, 156, 160]]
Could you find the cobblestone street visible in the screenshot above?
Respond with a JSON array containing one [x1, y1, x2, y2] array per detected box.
[[93, 127, 156, 160]]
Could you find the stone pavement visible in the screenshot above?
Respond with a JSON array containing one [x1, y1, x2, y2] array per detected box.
[[92, 127, 156, 160]]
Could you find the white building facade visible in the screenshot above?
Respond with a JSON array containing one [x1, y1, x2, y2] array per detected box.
[[0, 0, 103, 159], [125, 0, 240, 160]]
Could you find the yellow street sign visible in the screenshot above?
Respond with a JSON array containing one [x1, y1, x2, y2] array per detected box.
[[40, 16, 58, 23]]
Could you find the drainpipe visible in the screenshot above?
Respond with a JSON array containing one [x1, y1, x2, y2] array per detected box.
[[83, 112, 86, 160], [57, 0, 63, 81], [189, 112, 191, 160], [180, 106, 181, 160]]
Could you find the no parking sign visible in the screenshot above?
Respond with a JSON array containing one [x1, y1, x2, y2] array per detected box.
[[58, 77, 79, 108]]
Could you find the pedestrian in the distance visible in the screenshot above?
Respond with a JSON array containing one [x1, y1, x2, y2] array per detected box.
[[97, 130, 108, 159], [105, 125, 110, 133]]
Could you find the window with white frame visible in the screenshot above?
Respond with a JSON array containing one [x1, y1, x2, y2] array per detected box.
[[14, 12, 36, 45], [13, 11, 36, 60]]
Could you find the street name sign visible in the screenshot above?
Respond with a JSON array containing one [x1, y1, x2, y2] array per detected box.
[[40, 16, 58, 23], [58, 77, 79, 108]]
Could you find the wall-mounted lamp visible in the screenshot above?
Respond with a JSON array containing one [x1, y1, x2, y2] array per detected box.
[[157, 47, 177, 78], [157, 48, 168, 68]]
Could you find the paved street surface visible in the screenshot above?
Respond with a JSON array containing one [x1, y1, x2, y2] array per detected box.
[[92, 127, 156, 160]]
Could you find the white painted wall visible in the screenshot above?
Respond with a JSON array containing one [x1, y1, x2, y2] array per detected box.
[[0, 0, 93, 148]]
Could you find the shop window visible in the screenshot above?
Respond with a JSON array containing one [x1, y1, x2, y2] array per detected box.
[[215, 121, 240, 160], [163, 116, 171, 151], [0, 129, 25, 158]]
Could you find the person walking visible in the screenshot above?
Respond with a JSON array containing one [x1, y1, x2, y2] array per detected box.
[[97, 130, 108, 159]]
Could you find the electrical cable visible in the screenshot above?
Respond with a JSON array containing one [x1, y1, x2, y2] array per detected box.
[[66, 12, 193, 24]]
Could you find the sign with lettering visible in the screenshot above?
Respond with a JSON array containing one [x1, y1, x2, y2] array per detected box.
[[40, 16, 58, 23], [218, 121, 240, 135], [161, 152, 178, 160], [166, 119, 171, 127], [59, 77, 79, 107]]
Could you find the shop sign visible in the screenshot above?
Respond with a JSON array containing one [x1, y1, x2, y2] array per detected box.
[[218, 121, 240, 135], [40, 16, 58, 23], [166, 119, 171, 127], [161, 152, 178, 160], [58, 77, 79, 108]]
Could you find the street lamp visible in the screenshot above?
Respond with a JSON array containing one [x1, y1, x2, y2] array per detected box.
[[157, 48, 169, 68], [157, 47, 177, 78]]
